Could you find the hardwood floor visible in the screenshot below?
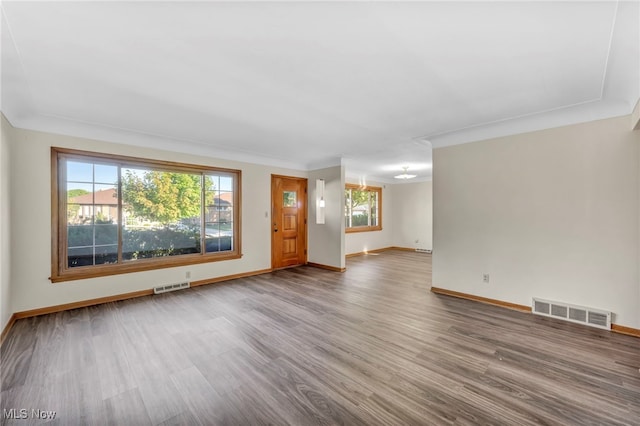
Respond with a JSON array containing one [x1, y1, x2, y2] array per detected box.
[[2, 250, 639, 425]]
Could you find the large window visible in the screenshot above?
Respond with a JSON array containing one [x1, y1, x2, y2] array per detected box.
[[345, 184, 382, 233], [52, 148, 241, 282]]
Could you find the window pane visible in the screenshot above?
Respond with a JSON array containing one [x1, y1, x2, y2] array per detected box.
[[351, 190, 370, 227], [94, 164, 118, 184], [205, 219, 233, 253], [94, 184, 118, 225], [67, 183, 94, 204], [68, 246, 93, 268], [207, 236, 232, 252], [95, 223, 118, 245], [219, 191, 233, 207], [121, 168, 202, 260], [206, 221, 233, 252], [220, 235, 232, 251], [205, 206, 233, 223], [95, 183, 118, 197], [68, 224, 94, 247], [95, 245, 118, 265], [283, 191, 296, 207], [205, 236, 233, 253], [67, 161, 93, 183], [219, 176, 233, 191], [205, 222, 220, 252], [218, 209, 232, 224], [67, 203, 89, 225], [205, 175, 218, 191], [205, 190, 233, 209]]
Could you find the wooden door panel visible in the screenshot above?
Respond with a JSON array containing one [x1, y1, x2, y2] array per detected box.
[[272, 176, 307, 269], [283, 238, 297, 255], [283, 214, 297, 231]]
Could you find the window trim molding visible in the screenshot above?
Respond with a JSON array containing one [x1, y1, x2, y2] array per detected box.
[[51, 147, 242, 283], [345, 183, 382, 233]]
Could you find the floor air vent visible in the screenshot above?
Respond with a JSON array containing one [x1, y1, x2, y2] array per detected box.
[[154, 282, 190, 294], [532, 298, 611, 330], [415, 248, 432, 253]]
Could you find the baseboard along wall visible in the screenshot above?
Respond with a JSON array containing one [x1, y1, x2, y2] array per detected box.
[[430, 287, 639, 338], [307, 262, 346, 272], [346, 246, 425, 258]]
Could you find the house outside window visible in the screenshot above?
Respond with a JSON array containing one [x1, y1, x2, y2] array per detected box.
[[345, 184, 382, 233], [52, 147, 241, 282]]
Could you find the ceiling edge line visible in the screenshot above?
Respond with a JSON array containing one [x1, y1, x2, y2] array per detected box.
[[599, 0, 620, 100], [417, 98, 603, 142]]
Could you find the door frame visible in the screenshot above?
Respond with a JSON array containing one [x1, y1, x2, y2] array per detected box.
[[271, 174, 308, 269]]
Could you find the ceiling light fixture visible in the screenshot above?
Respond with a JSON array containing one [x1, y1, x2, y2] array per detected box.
[[394, 167, 417, 180]]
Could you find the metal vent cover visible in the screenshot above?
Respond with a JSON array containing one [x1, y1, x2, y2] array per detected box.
[[569, 307, 587, 322], [532, 298, 611, 330], [154, 281, 190, 294], [534, 300, 550, 315], [415, 248, 432, 253], [551, 304, 568, 318], [588, 311, 609, 328]]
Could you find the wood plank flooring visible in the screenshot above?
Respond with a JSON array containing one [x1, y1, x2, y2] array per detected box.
[[1, 251, 639, 425]]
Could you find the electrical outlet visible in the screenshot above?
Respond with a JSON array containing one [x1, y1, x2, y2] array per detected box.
[[415, 239, 419, 244], [482, 273, 490, 283], [186, 271, 191, 279]]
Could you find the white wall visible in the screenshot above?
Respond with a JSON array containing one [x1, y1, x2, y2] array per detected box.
[[1, 115, 12, 330], [345, 180, 393, 255], [433, 115, 640, 328], [8, 124, 307, 313], [308, 166, 345, 269], [637, 111, 640, 329], [392, 181, 432, 251]]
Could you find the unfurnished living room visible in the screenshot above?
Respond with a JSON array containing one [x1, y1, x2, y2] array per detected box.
[[1, 1, 639, 425]]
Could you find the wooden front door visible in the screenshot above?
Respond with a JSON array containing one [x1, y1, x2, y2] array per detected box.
[[271, 175, 307, 269]]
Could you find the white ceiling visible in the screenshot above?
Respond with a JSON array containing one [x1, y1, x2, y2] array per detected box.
[[2, 1, 638, 183]]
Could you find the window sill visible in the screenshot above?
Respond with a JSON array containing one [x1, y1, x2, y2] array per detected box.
[[346, 226, 382, 234], [50, 252, 242, 283]]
